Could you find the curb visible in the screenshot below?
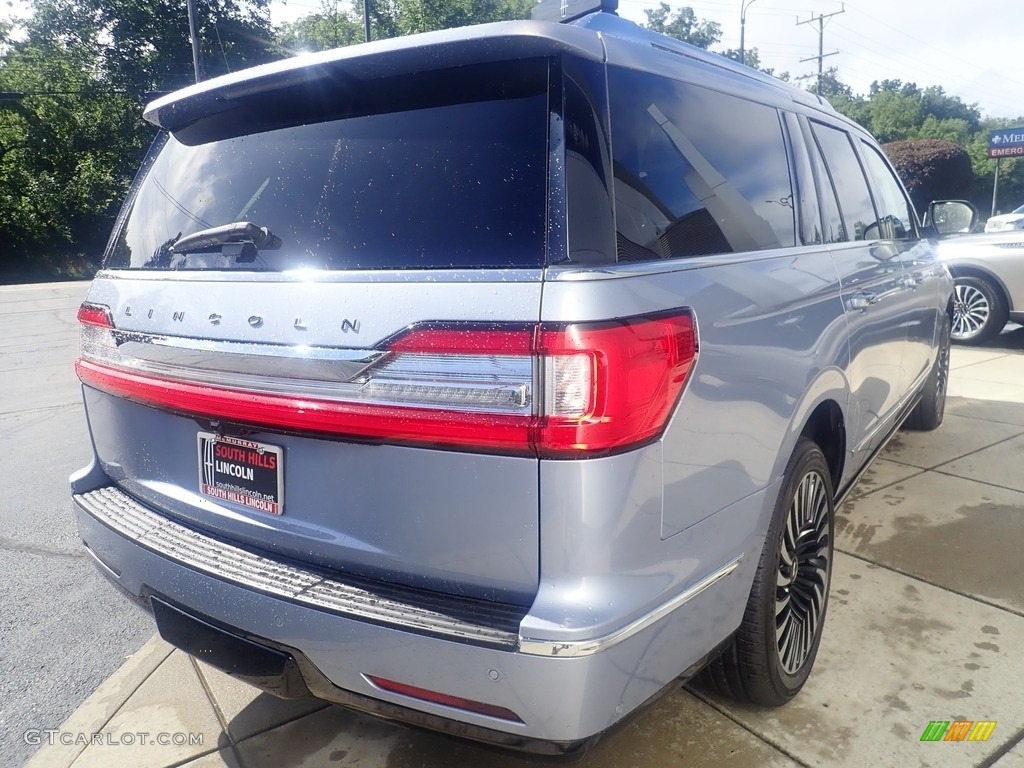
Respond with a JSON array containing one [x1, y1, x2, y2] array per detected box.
[[25, 635, 170, 768]]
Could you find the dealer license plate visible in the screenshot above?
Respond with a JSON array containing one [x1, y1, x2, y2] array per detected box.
[[198, 432, 284, 515]]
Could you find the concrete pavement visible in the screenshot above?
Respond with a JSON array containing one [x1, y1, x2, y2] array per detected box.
[[20, 302, 1024, 767]]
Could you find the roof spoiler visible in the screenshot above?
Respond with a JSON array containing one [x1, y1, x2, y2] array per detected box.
[[531, 0, 618, 23]]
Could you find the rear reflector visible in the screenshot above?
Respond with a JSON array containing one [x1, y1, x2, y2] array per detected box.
[[75, 304, 697, 458], [366, 675, 523, 723]]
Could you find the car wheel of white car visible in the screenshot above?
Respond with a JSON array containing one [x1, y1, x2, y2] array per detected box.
[[951, 275, 1007, 345], [699, 438, 833, 706]]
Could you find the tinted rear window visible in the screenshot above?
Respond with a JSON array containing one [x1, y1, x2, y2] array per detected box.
[[105, 61, 550, 271]]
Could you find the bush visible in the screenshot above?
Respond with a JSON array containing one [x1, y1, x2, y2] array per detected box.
[[882, 139, 974, 214]]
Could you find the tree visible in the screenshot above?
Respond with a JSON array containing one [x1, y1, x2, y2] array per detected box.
[[865, 90, 923, 144], [916, 115, 970, 146], [718, 46, 788, 79], [24, 0, 276, 97], [275, 0, 535, 52], [967, 119, 1024, 218], [643, 3, 721, 49], [276, 2, 364, 53], [883, 139, 974, 214], [0, 40, 148, 280], [367, 0, 533, 40]]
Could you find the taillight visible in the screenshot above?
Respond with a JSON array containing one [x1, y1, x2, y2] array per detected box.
[[77, 303, 119, 366], [77, 303, 113, 327], [75, 303, 697, 458], [534, 313, 698, 454]]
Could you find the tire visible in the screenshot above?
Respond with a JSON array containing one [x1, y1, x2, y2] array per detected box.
[[905, 312, 950, 431], [699, 438, 834, 706], [951, 275, 1008, 345]]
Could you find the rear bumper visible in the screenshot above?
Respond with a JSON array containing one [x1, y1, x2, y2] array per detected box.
[[73, 485, 750, 749]]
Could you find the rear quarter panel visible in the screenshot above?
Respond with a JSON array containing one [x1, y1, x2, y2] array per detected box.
[[535, 245, 850, 640]]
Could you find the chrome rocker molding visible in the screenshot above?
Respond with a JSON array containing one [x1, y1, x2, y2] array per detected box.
[[76, 485, 742, 658]]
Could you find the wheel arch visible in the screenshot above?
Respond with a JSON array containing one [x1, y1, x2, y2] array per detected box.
[[798, 401, 845, 495], [769, 368, 849, 505]]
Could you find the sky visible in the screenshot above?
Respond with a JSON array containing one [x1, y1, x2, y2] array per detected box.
[[3, 0, 1021, 120]]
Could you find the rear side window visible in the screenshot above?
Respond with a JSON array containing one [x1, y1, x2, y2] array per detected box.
[[607, 67, 796, 261], [809, 122, 877, 242], [105, 61, 550, 271], [858, 141, 917, 239]]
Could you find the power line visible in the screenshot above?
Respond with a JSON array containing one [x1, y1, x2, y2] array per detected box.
[[796, 5, 845, 94]]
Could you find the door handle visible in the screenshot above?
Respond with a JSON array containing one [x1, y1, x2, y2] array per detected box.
[[902, 275, 922, 289], [848, 292, 878, 311]]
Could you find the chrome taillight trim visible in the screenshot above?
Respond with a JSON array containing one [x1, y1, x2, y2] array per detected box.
[[86, 330, 535, 415], [75, 486, 523, 648]]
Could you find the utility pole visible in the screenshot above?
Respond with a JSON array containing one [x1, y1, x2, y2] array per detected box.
[[797, 5, 844, 94], [739, 0, 761, 67], [187, 0, 204, 82], [992, 158, 1001, 218], [363, 0, 371, 42]]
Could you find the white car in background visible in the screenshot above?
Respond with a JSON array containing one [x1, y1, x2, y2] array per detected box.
[[938, 231, 1024, 343], [985, 204, 1024, 232]]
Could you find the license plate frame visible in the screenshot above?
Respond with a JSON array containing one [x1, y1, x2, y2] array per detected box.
[[198, 432, 284, 515]]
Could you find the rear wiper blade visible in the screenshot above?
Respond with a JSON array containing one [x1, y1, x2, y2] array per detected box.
[[170, 221, 283, 256]]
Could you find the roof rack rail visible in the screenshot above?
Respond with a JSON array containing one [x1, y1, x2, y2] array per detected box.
[[531, 0, 618, 23]]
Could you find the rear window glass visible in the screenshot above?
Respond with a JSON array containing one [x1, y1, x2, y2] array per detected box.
[[105, 62, 549, 271], [607, 66, 795, 262]]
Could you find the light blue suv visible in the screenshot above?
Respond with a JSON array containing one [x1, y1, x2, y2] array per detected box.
[[70, 0, 972, 755]]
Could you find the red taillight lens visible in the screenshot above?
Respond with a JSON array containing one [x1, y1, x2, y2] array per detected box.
[[75, 305, 697, 458], [77, 303, 113, 327], [534, 313, 698, 455], [366, 675, 523, 722]]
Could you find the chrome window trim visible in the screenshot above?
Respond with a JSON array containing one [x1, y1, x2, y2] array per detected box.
[[94, 269, 545, 284]]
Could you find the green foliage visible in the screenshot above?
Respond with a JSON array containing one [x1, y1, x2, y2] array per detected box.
[[0, 0, 281, 283], [276, 3, 364, 53], [23, 0, 276, 96], [643, 3, 721, 49], [0, 38, 151, 281], [276, 0, 534, 54], [967, 119, 1024, 218], [1, 1, 1023, 282], [866, 91, 923, 144], [821, 70, 1015, 216], [718, 47, 787, 79], [849, 80, 982, 145], [367, 0, 533, 39]]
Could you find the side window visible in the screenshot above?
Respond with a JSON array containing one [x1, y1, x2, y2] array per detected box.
[[803, 123, 845, 243], [607, 67, 796, 261], [859, 141, 917, 240], [563, 56, 617, 264], [783, 112, 823, 245], [810, 122, 877, 242]]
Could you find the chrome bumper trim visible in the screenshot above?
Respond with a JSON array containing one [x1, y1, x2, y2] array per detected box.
[[517, 557, 743, 658], [75, 486, 522, 648]]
